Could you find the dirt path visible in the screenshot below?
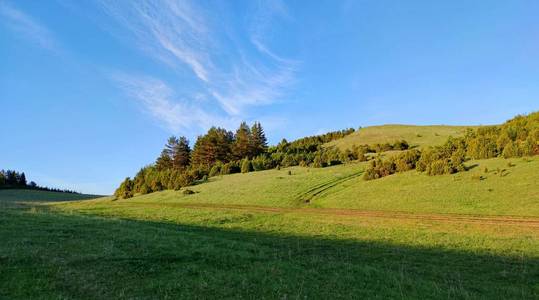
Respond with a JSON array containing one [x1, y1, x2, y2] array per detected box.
[[167, 203, 539, 228]]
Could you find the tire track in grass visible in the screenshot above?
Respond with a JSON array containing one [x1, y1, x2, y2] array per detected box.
[[294, 171, 364, 204]]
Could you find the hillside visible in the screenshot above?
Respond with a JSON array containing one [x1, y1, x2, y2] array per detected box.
[[63, 156, 539, 217], [326, 124, 476, 150], [2, 115, 539, 298]]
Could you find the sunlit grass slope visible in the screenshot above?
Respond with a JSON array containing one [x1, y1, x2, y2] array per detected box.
[[326, 124, 476, 150], [315, 156, 539, 216], [77, 156, 539, 217]]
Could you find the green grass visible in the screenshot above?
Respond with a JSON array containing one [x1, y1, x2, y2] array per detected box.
[[1, 190, 538, 299], [100, 156, 539, 217], [1, 155, 538, 298], [314, 157, 539, 216], [326, 124, 476, 150]]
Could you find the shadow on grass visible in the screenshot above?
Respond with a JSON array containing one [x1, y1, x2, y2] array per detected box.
[[1, 207, 537, 299]]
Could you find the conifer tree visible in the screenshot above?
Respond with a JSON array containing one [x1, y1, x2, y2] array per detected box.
[[192, 127, 234, 166], [233, 122, 252, 159], [172, 136, 191, 169], [155, 150, 173, 171], [19, 172, 27, 187], [250, 122, 268, 156]]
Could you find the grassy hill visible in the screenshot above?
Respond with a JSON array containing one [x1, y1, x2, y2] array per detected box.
[[326, 124, 477, 150], [1, 124, 538, 298]]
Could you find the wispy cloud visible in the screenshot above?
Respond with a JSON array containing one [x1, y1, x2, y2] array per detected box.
[[0, 1, 57, 51], [98, 0, 298, 132], [112, 73, 237, 133]]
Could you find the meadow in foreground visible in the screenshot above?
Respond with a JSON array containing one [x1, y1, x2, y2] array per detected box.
[[1, 177, 538, 299]]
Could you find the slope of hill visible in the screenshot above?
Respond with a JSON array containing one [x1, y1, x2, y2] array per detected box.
[[326, 124, 477, 150], [65, 156, 539, 217]]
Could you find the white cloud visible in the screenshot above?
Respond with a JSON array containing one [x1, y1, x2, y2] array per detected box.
[[112, 73, 237, 133], [98, 0, 298, 131], [0, 1, 57, 51]]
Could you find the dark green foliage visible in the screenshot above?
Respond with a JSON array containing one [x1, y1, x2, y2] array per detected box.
[[155, 150, 173, 171], [0, 169, 77, 193], [251, 155, 274, 171], [233, 122, 252, 160], [114, 177, 134, 199], [363, 159, 396, 180], [173, 136, 191, 169], [250, 122, 268, 157]]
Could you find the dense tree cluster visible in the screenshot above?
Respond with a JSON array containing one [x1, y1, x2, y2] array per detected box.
[[0, 169, 79, 193], [114, 124, 359, 199], [364, 112, 539, 180]]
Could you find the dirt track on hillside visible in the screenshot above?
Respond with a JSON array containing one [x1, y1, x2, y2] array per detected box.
[[170, 203, 539, 228]]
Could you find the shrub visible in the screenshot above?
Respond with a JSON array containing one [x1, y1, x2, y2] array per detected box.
[[241, 159, 252, 173], [312, 155, 326, 168], [393, 149, 421, 172], [220, 163, 231, 175], [392, 140, 409, 150], [209, 163, 221, 177], [502, 141, 519, 158], [426, 159, 455, 176], [363, 159, 396, 180], [182, 189, 195, 195]]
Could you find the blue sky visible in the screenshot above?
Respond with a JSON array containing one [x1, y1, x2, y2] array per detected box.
[[1, 0, 538, 194]]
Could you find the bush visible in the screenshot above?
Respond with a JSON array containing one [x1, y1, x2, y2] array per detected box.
[[393, 140, 409, 150], [426, 159, 455, 176], [393, 149, 421, 172], [182, 189, 195, 195], [502, 141, 519, 158], [241, 159, 252, 173], [312, 155, 326, 168], [363, 159, 396, 180], [209, 163, 221, 177]]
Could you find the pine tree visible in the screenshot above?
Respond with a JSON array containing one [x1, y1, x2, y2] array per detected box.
[[192, 127, 234, 166], [19, 172, 27, 187], [6, 170, 17, 185], [155, 149, 173, 171], [233, 122, 252, 159], [164, 136, 179, 157], [0, 172, 5, 187], [250, 122, 267, 157], [172, 136, 191, 169]]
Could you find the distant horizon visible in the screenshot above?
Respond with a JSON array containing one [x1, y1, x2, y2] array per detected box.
[[2, 0, 538, 194]]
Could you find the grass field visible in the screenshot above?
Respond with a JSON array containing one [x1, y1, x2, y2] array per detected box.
[[1, 126, 538, 299], [326, 124, 477, 150], [2, 150, 539, 299]]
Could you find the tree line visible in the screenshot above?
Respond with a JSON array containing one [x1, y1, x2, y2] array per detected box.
[[0, 169, 79, 193], [364, 111, 539, 180], [114, 123, 357, 198]]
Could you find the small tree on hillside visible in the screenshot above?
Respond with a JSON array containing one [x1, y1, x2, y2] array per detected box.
[[233, 122, 252, 160], [250, 122, 268, 156], [172, 136, 191, 169]]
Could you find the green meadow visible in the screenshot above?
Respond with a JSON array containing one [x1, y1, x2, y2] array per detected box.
[[2, 123, 539, 299], [326, 124, 476, 150]]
